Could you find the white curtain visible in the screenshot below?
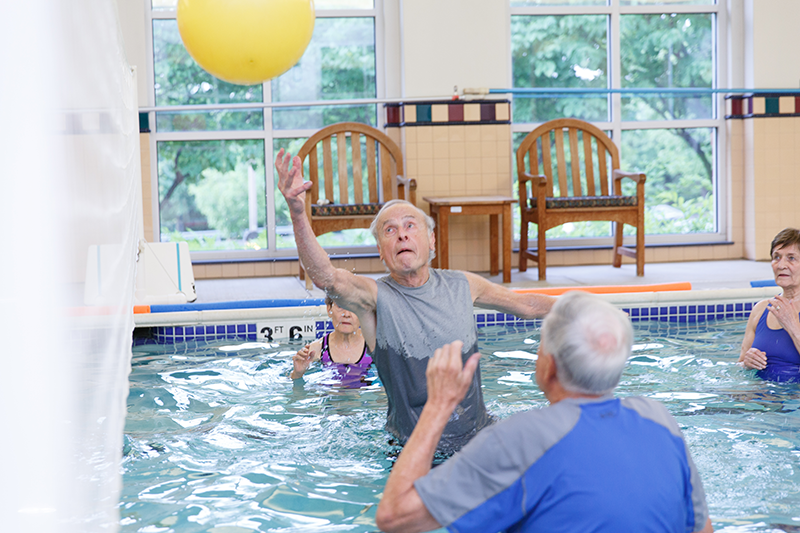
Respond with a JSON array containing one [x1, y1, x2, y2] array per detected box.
[[0, 1, 139, 532]]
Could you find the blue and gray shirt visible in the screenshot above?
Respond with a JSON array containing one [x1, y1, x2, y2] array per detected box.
[[416, 395, 710, 532]]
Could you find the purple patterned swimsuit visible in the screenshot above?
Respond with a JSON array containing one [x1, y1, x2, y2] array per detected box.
[[320, 332, 373, 387]]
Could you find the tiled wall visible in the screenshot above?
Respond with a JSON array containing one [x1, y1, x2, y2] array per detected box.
[[386, 99, 514, 272], [727, 95, 800, 260]]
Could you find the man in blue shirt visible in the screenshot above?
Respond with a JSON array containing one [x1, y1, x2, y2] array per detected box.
[[376, 291, 713, 533]]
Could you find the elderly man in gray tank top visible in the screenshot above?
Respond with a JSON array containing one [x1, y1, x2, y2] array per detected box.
[[276, 149, 555, 454]]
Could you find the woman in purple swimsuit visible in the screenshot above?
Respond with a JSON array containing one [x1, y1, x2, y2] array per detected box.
[[290, 296, 373, 386], [740, 228, 800, 382]]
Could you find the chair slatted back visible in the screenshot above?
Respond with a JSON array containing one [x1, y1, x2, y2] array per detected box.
[[518, 118, 620, 199], [299, 122, 403, 208]]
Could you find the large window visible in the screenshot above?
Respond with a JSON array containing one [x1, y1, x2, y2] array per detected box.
[[146, 0, 380, 259], [510, 0, 725, 246]]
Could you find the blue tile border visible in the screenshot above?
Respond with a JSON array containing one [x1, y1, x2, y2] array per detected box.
[[136, 298, 762, 345]]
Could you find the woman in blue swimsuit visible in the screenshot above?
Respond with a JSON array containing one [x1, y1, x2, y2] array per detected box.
[[740, 228, 800, 382], [290, 296, 373, 386]]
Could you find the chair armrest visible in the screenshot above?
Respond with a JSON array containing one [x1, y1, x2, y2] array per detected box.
[[519, 171, 547, 186], [396, 175, 417, 190], [396, 175, 417, 205], [613, 169, 646, 184]]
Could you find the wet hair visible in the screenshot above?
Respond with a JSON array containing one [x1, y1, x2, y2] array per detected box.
[[540, 291, 633, 395], [368, 199, 435, 242], [324, 295, 333, 307], [770, 228, 800, 257]]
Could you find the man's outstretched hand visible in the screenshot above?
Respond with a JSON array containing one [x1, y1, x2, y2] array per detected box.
[[275, 148, 311, 216]]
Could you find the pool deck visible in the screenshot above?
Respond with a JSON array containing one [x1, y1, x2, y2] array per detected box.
[[192, 259, 776, 303]]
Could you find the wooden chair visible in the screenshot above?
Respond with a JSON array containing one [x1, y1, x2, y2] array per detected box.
[[517, 118, 645, 280], [296, 122, 416, 288]]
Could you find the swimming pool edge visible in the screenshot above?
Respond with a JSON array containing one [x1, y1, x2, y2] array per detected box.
[[132, 287, 777, 345]]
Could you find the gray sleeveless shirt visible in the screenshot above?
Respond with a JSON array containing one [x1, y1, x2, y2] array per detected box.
[[374, 269, 493, 454]]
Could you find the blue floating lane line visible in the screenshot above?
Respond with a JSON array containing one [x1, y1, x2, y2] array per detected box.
[[149, 298, 326, 313], [750, 279, 778, 288]]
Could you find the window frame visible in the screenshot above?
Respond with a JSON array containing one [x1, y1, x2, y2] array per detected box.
[[144, 2, 386, 261], [509, 0, 729, 248]]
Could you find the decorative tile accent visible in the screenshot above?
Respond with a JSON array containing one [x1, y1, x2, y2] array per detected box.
[[765, 97, 779, 114], [480, 102, 496, 121], [416, 104, 432, 123], [726, 93, 800, 119], [386, 105, 401, 125], [384, 99, 511, 127], [448, 102, 464, 122]]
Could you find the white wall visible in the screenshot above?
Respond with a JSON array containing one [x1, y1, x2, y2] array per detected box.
[[117, 0, 149, 107], [749, 0, 800, 89], [399, 0, 510, 98]]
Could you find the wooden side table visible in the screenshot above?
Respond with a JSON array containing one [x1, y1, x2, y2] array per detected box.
[[423, 195, 517, 283]]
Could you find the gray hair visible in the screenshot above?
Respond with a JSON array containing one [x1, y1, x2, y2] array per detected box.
[[369, 199, 436, 264], [540, 291, 632, 395]]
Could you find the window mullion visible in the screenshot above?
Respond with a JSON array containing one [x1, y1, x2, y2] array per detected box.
[[264, 78, 276, 253], [610, 1, 622, 142]]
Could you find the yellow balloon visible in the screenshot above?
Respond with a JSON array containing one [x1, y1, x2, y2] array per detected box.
[[177, 0, 315, 86]]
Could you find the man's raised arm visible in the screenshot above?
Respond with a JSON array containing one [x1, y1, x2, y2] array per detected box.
[[275, 150, 377, 317]]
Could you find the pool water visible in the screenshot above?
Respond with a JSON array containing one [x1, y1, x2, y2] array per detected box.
[[122, 319, 800, 532]]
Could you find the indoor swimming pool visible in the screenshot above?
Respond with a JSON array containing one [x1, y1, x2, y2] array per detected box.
[[121, 317, 800, 532]]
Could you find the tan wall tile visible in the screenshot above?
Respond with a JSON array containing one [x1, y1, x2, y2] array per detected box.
[[405, 105, 417, 123], [433, 158, 451, 176], [433, 142, 450, 159], [449, 142, 466, 159], [496, 102, 510, 121], [466, 157, 482, 176], [464, 104, 481, 122], [481, 125, 498, 142], [448, 125, 465, 142], [417, 158, 434, 177], [417, 142, 434, 160], [238, 262, 255, 277], [205, 264, 223, 278], [432, 105, 448, 122], [416, 126, 432, 143], [222, 264, 239, 278], [387, 128, 401, 146], [254, 262, 271, 277], [450, 157, 466, 175]]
